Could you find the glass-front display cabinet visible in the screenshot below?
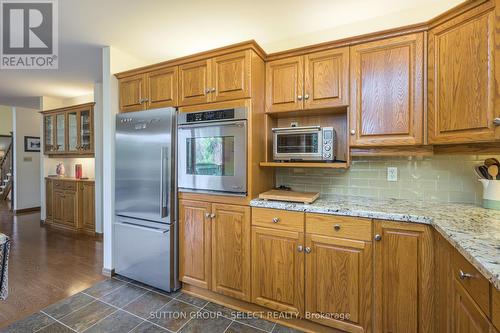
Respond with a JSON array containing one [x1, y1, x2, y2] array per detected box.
[[42, 102, 95, 156]]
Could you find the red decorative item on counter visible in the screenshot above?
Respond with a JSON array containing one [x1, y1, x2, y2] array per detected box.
[[75, 164, 82, 179]]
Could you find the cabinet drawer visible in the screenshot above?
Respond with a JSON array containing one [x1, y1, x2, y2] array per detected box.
[[252, 208, 304, 232], [306, 213, 372, 241], [452, 250, 490, 315], [53, 180, 63, 189], [64, 181, 77, 190]]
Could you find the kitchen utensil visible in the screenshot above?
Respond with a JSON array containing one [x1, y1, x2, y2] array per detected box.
[[474, 166, 485, 179], [479, 179, 500, 210], [488, 165, 499, 179], [479, 165, 491, 179], [484, 158, 500, 167]]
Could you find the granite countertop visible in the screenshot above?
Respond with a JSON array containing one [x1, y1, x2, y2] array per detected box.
[[250, 195, 500, 290]]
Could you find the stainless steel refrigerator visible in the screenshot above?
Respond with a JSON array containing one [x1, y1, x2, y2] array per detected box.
[[114, 107, 179, 292]]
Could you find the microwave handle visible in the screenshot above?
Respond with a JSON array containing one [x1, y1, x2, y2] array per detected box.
[[178, 121, 246, 129], [272, 125, 321, 132]]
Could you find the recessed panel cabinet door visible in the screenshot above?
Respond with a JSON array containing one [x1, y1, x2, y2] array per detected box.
[[46, 180, 53, 220], [266, 56, 304, 113], [305, 234, 372, 333], [147, 67, 178, 108], [350, 33, 424, 146], [452, 279, 491, 333], [81, 183, 95, 233], [63, 190, 78, 228], [428, 6, 498, 144], [212, 51, 251, 102], [211, 204, 250, 301], [251, 226, 304, 314], [179, 60, 211, 106], [119, 74, 147, 112], [374, 221, 434, 333], [304, 48, 349, 109], [179, 200, 212, 289]]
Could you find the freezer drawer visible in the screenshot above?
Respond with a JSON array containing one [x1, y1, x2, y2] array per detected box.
[[114, 220, 172, 291]]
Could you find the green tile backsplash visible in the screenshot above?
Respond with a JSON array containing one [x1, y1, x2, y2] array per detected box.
[[275, 155, 497, 204]]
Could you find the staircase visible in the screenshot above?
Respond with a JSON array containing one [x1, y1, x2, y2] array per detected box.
[[0, 141, 12, 201]]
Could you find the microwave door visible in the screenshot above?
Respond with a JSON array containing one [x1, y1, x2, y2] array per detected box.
[[115, 109, 174, 224]]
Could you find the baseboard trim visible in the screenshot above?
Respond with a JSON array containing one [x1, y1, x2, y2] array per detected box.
[[13, 206, 40, 215], [102, 267, 114, 277]]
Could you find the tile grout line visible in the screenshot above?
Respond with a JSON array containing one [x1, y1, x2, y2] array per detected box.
[[79, 308, 121, 333], [38, 310, 78, 333]]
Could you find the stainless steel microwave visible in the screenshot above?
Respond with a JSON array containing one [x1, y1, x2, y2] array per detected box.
[[272, 126, 336, 162]]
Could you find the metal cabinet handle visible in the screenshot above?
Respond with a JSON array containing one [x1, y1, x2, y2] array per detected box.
[[211, 88, 216, 93], [210, 213, 216, 219], [297, 95, 303, 101], [304, 93, 310, 100], [205, 88, 211, 94], [297, 245, 303, 252], [494, 118, 500, 126], [305, 247, 312, 254], [350, 129, 356, 135], [459, 270, 474, 280], [205, 213, 211, 218], [334, 224, 341, 231], [374, 234, 382, 241], [272, 217, 280, 223], [143, 98, 149, 103]]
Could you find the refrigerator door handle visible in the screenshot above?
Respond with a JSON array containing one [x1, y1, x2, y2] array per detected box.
[[116, 222, 169, 234], [160, 146, 168, 218]]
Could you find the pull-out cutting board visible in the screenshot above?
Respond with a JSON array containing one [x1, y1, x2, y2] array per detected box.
[[259, 190, 319, 204]]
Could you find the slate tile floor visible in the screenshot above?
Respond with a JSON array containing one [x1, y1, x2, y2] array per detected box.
[[0, 276, 304, 333]]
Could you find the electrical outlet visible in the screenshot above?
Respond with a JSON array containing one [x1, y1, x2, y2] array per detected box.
[[387, 167, 398, 182]]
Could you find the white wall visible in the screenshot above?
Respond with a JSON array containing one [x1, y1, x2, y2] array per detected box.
[[0, 106, 13, 135], [13, 107, 41, 210]]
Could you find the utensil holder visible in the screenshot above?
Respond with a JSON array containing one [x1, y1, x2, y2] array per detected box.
[[479, 179, 500, 210]]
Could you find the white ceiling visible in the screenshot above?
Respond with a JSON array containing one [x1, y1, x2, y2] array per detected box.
[[0, 0, 463, 104]]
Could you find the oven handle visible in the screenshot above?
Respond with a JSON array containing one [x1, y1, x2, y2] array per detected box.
[[178, 121, 246, 129]]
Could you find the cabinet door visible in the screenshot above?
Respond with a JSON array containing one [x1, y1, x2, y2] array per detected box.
[[304, 47, 349, 109], [350, 33, 424, 146], [67, 110, 78, 153], [452, 279, 491, 333], [212, 51, 250, 102], [81, 183, 95, 233], [179, 200, 212, 289], [63, 190, 78, 228], [374, 221, 434, 333], [211, 204, 250, 301], [46, 180, 53, 220], [265, 56, 304, 113], [428, 5, 498, 144], [251, 226, 304, 314], [79, 107, 93, 154], [43, 115, 55, 154], [305, 234, 372, 333], [119, 74, 147, 112], [179, 60, 211, 106], [147, 67, 178, 108], [55, 113, 66, 153], [53, 190, 64, 223]]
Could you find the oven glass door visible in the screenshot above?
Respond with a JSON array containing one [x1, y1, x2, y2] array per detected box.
[[274, 129, 322, 160], [178, 121, 247, 194]]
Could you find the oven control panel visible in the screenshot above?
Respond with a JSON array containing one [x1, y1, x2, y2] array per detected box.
[[186, 109, 235, 123]]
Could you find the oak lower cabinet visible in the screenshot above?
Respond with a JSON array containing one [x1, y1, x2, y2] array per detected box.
[[452, 279, 491, 333], [350, 33, 424, 146], [178, 199, 251, 301], [428, 2, 499, 144], [45, 178, 95, 234], [373, 220, 434, 333]]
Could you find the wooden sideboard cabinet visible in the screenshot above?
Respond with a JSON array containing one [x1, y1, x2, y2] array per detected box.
[[428, 2, 499, 144], [45, 178, 95, 235], [42, 102, 95, 156]]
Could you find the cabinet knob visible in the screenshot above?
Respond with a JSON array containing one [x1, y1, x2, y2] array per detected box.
[[304, 93, 310, 100], [334, 224, 341, 231], [297, 245, 303, 252], [350, 129, 356, 135], [374, 234, 382, 241], [205, 88, 211, 94], [459, 270, 474, 280], [210, 213, 216, 219], [494, 118, 500, 126], [304, 247, 312, 254], [297, 95, 303, 101], [205, 213, 211, 218], [211, 88, 216, 93], [272, 217, 280, 223]]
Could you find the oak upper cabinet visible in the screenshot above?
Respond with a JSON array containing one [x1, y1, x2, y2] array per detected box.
[[266, 48, 349, 113], [80, 182, 95, 233], [428, 4, 499, 144], [119, 74, 147, 112], [179, 51, 252, 106], [374, 220, 434, 333], [179, 199, 212, 289], [43, 115, 55, 154], [211, 203, 251, 301], [305, 214, 372, 333], [147, 67, 178, 109], [266, 56, 304, 113], [350, 33, 424, 146], [179, 60, 211, 106]]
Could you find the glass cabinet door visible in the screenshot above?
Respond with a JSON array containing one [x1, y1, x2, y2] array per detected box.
[[67, 111, 78, 152], [79, 109, 91, 152], [55, 113, 66, 152], [44, 115, 54, 153]]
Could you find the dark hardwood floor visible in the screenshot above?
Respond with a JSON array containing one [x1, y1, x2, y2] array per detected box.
[[0, 200, 105, 329]]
